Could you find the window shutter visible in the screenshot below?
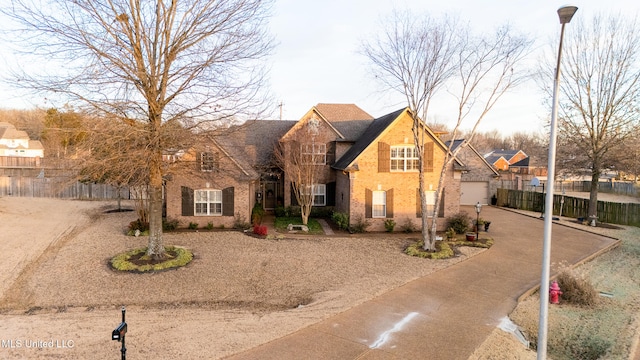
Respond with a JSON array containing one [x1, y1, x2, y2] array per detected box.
[[378, 142, 390, 173], [326, 142, 336, 165], [222, 187, 234, 216], [365, 188, 372, 218], [424, 142, 434, 172], [438, 190, 445, 217], [181, 186, 194, 216], [386, 188, 393, 218], [416, 188, 421, 218], [326, 182, 336, 206]]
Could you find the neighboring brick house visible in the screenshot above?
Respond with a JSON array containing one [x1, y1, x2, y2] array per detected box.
[[446, 140, 500, 205], [484, 149, 528, 171], [164, 104, 464, 231]]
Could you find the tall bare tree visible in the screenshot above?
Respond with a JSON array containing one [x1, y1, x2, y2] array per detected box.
[[2, 0, 274, 259], [363, 9, 532, 250], [275, 118, 329, 225], [542, 13, 640, 223]]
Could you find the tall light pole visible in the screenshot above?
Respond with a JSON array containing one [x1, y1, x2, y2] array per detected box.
[[537, 5, 578, 359]]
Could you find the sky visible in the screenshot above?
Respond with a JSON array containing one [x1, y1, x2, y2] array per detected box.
[[1, 0, 638, 136]]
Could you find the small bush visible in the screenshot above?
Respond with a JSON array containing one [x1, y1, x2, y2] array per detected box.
[[274, 205, 287, 217], [128, 219, 149, 232], [310, 207, 334, 218], [286, 206, 301, 217], [206, 222, 214, 230], [555, 264, 598, 307], [349, 215, 369, 233], [446, 212, 471, 234], [188, 222, 198, 230], [251, 203, 265, 225], [445, 227, 456, 240], [331, 212, 350, 231], [233, 212, 251, 230], [400, 218, 415, 233], [384, 219, 396, 232], [253, 225, 268, 236], [162, 218, 179, 231]]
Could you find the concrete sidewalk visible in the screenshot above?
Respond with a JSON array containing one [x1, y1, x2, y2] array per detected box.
[[228, 207, 619, 360]]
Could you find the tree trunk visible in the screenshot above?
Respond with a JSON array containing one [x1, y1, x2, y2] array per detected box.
[[146, 144, 165, 259]]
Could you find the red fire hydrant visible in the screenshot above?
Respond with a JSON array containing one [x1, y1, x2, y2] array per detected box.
[[549, 281, 563, 304]]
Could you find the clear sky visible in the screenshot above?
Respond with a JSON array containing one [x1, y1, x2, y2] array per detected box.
[[268, 0, 640, 135], [1, 1, 638, 136]]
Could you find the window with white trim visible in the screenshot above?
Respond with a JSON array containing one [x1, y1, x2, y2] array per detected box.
[[301, 143, 326, 165], [302, 184, 326, 206], [372, 190, 386, 218], [195, 189, 222, 215], [390, 145, 419, 171]]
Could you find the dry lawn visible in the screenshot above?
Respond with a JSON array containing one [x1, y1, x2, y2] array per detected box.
[[0, 197, 492, 359]]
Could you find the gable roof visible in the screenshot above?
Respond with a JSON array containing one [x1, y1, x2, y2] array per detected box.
[[445, 139, 500, 176], [224, 120, 296, 167], [332, 108, 405, 171], [314, 103, 374, 122], [510, 156, 530, 167]]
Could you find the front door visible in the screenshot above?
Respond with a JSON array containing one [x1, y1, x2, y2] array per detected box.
[[264, 182, 277, 210]]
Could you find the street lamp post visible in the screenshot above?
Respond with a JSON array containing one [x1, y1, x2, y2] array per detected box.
[[475, 202, 481, 241], [537, 5, 578, 360]]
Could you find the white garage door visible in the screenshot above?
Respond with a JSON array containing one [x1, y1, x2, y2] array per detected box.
[[460, 182, 489, 205]]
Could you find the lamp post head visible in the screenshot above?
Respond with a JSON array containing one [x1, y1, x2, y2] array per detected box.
[[475, 202, 482, 214], [557, 5, 578, 24]]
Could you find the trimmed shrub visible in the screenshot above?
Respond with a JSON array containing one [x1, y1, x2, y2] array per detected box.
[[331, 212, 350, 231], [251, 202, 265, 225], [446, 212, 472, 234], [384, 219, 396, 232]]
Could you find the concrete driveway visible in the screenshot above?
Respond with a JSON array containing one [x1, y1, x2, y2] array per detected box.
[[226, 206, 620, 360]]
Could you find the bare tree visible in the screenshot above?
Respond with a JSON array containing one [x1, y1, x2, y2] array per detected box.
[[275, 118, 329, 225], [363, 9, 532, 250], [542, 13, 640, 223], [2, 0, 274, 259]]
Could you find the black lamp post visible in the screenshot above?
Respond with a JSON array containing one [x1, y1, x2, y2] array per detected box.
[[475, 202, 482, 240]]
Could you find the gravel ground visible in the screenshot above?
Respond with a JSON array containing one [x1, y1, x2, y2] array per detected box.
[[0, 197, 486, 359]]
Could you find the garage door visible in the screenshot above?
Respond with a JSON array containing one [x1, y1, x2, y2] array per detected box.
[[460, 182, 489, 205]]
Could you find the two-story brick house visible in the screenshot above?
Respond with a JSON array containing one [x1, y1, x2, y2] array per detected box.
[[164, 104, 464, 231]]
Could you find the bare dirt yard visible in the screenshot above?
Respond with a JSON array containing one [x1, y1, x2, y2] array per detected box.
[[0, 197, 504, 359]]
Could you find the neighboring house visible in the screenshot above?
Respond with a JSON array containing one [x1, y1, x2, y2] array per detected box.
[[164, 104, 464, 231], [484, 149, 528, 171], [0, 122, 44, 176], [445, 140, 500, 205]]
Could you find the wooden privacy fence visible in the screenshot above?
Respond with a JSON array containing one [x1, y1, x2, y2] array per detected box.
[[0, 176, 130, 200], [496, 188, 640, 227]]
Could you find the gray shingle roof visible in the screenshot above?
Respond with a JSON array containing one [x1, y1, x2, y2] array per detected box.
[[332, 108, 406, 171]]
